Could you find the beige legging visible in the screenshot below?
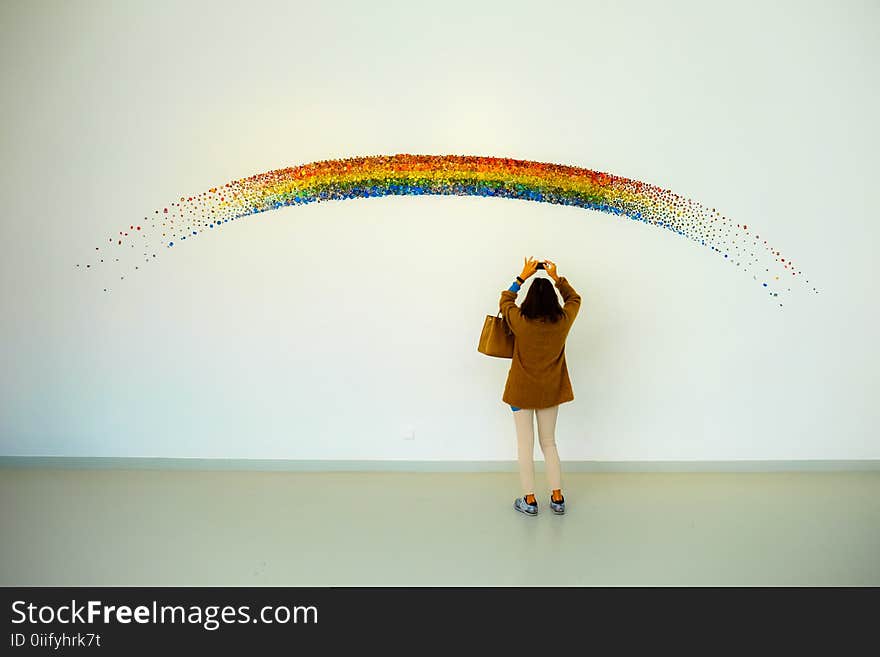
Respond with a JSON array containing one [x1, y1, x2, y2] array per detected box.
[[513, 405, 562, 496]]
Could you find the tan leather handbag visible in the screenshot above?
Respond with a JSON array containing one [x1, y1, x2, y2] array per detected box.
[[478, 310, 514, 358]]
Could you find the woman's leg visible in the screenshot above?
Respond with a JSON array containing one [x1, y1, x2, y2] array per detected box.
[[536, 405, 562, 491], [513, 408, 536, 496]]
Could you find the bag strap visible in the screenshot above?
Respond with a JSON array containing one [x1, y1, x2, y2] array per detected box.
[[496, 310, 514, 335]]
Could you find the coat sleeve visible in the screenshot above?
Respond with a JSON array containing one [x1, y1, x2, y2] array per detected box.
[[499, 286, 524, 335], [555, 276, 582, 323]]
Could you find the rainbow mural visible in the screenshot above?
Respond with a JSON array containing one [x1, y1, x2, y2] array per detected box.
[[76, 154, 817, 305]]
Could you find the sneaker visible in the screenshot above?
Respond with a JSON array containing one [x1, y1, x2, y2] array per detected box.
[[514, 496, 538, 516], [549, 493, 565, 515]]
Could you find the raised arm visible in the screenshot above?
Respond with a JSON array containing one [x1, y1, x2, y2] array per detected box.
[[499, 277, 524, 335], [554, 276, 582, 323], [543, 259, 581, 324]]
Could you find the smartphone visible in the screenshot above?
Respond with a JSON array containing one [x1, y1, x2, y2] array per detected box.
[[536, 262, 545, 269]]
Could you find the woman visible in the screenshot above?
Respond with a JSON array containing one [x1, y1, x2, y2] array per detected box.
[[499, 256, 582, 517]]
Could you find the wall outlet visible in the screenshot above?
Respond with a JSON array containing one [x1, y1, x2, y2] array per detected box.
[[403, 425, 415, 440]]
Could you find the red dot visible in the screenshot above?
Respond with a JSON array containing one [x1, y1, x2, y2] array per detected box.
[[164, 208, 168, 213], [136, 226, 141, 230]]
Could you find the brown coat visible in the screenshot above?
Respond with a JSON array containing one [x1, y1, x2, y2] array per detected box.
[[499, 276, 582, 409]]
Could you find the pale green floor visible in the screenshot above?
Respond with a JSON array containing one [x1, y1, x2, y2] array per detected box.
[[1, 468, 878, 586]]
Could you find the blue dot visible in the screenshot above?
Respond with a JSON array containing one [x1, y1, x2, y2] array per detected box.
[[169, 242, 174, 247], [762, 283, 768, 287]]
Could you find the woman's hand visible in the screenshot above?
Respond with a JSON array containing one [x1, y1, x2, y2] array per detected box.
[[519, 256, 541, 281], [543, 259, 559, 281]]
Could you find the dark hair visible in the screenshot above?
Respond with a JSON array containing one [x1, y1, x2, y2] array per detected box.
[[520, 277, 565, 323]]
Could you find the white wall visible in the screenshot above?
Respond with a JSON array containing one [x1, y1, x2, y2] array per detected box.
[[1, 0, 877, 460]]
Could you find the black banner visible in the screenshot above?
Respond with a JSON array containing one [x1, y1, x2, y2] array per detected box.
[[1, 586, 874, 651]]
